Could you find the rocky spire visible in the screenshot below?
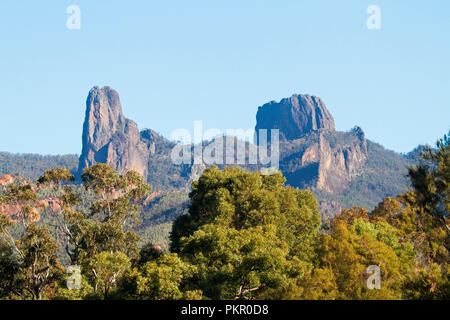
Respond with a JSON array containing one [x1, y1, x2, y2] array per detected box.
[[255, 94, 335, 143], [78, 86, 150, 178]]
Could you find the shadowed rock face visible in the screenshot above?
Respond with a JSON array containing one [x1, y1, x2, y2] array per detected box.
[[78, 86, 150, 177], [279, 129, 368, 194], [255, 93, 367, 195], [78, 86, 211, 188], [315, 131, 367, 193], [76, 88, 376, 218], [78, 88, 367, 197], [255, 94, 335, 143]]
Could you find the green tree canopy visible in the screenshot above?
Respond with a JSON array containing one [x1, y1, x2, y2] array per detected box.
[[170, 166, 321, 299], [408, 131, 449, 231]]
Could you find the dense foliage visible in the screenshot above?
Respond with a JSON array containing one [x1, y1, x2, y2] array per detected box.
[[0, 132, 448, 300], [170, 166, 321, 299], [0, 152, 78, 180]]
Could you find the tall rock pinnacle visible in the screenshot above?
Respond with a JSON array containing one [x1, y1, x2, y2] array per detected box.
[[78, 86, 150, 178], [255, 94, 335, 143]]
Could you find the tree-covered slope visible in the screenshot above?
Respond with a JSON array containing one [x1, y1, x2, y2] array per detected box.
[[0, 152, 78, 179]]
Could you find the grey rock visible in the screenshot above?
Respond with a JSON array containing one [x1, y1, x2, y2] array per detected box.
[[279, 129, 368, 194], [255, 94, 335, 143], [78, 86, 150, 178]]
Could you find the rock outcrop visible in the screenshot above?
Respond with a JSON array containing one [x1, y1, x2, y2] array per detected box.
[[256, 93, 368, 195], [316, 130, 367, 193], [279, 129, 368, 194], [0, 194, 62, 223], [75, 88, 403, 219], [0, 174, 15, 186], [78, 86, 201, 188], [78, 88, 367, 197], [78, 86, 151, 178], [255, 94, 335, 143]]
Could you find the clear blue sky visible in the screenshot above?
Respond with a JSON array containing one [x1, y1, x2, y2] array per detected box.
[[0, 0, 449, 155]]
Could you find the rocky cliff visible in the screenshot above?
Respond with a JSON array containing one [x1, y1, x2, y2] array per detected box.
[[79, 89, 368, 197], [78, 86, 151, 177], [316, 129, 367, 193], [76, 87, 415, 218], [255, 94, 335, 143], [78, 87, 200, 188], [278, 129, 368, 193], [256, 94, 368, 195]]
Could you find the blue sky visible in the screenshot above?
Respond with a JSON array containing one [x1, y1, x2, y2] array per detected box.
[[0, 0, 449, 155]]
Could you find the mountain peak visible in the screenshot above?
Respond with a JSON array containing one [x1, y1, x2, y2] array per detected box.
[[78, 86, 150, 178], [255, 93, 335, 143]]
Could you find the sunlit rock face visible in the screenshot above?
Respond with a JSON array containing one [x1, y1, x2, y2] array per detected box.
[[77, 87, 407, 219], [78, 86, 150, 178], [255, 93, 367, 195], [255, 94, 335, 143], [278, 129, 368, 194]]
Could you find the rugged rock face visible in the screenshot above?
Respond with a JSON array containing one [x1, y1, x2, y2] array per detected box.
[[279, 129, 368, 194], [76, 88, 399, 219], [255, 94, 335, 143], [78, 86, 151, 178], [78, 88, 367, 198], [280, 131, 367, 194], [256, 93, 367, 195], [0, 174, 15, 186], [316, 131, 367, 193], [78, 86, 200, 188]]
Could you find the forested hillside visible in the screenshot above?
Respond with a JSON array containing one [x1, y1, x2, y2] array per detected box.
[[0, 152, 78, 179], [0, 131, 448, 300]]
